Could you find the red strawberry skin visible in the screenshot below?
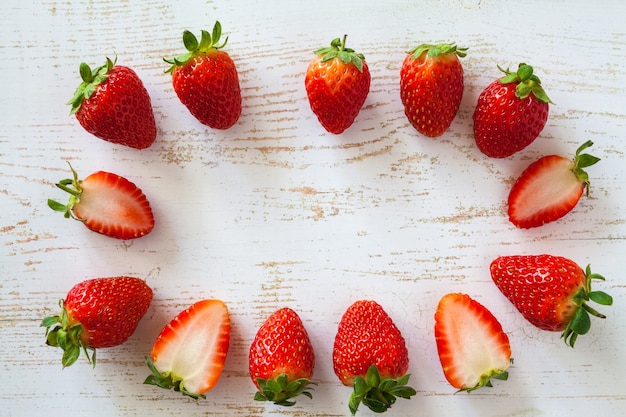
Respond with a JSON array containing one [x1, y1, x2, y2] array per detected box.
[[491, 255, 584, 332], [71, 60, 157, 149], [42, 277, 153, 367], [48, 165, 155, 240], [473, 64, 550, 158], [400, 43, 466, 137], [333, 300, 409, 386], [171, 50, 242, 129], [305, 36, 371, 134], [249, 308, 315, 405]]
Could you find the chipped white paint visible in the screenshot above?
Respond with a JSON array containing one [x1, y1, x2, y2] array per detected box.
[[1, 1, 625, 416]]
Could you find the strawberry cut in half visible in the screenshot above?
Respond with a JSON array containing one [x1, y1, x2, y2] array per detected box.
[[490, 254, 613, 347], [434, 293, 512, 392], [41, 276, 153, 367], [508, 140, 600, 228], [48, 163, 154, 240], [144, 299, 231, 399], [248, 308, 315, 406]]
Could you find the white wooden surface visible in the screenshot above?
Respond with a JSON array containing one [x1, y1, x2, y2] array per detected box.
[[1, 1, 625, 416]]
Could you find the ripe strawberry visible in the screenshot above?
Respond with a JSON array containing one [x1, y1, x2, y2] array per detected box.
[[144, 299, 231, 399], [165, 22, 242, 129], [473, 63, 552, 158], [47, 163, 155, 239], [434, 293, 511, 392], [400, 42, 467, 137], [490, 254, 612, 347], [68, 56, 156, 149], [305, 35, 371, 134], [41, 276, 153, 367], [333, 300, 415, 415], [248, 308, 315, 406], [508, 140, 600, 228]]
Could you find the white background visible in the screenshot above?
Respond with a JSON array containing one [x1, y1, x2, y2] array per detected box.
[[1, 1, 625, 416]]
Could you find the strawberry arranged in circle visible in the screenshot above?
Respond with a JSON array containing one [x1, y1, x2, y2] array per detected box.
[[305, 35, 371, 134], [400, 42, 467, 137], [144, 299, 231, 399], [434, 293, 511, 392], [248, 308, 315, 406], [333, 300, 416, 415], [68, 56, 157, 149], [508, 140, 600, 228], [473, 63, 552, 158], [48, 163, 154, 240], [490, 254, 612, 347], [165, 22, 242, 129], [41, 276, 153, 367]]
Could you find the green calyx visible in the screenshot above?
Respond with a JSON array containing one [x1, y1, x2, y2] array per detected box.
[[67, 56, 116, 115], [348, 365, 416, 415], [458, 366, 510, 393], [41, 299, 95, 368], [47, 162, 85, 222], [253, 373, 316, 406], [562, 264, 612, 348], [164, 21, 228, 73], [144, 356, 205, 400], [314, 34, 365, 72], [497, 63, 553, 103], [571, 140, 601, 197], [407, 42, 468, 60]]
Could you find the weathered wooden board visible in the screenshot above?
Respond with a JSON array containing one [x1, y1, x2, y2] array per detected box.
[[1, 1, 625, 416]]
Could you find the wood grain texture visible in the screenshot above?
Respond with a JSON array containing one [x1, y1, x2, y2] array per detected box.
[[1, 0, 625, 416]]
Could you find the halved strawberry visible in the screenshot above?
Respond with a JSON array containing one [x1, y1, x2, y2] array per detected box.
[[48, 163, 154, 239], [508, 140, 600, 228], [144, 299, 231, 399], [434, 293, 512, 392]]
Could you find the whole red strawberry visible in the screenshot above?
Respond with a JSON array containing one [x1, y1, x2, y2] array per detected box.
[[165, 22, 242, 129], [333, 300, 415, 415], [490, 254, 613, 347], [68, 56, 157, 149], [48, 163, 155, 240], [400, 43, 467, 137], [508, 140, 600, 228], [41, 276, 153, 367], [473, 63, 552, 158], [248, 308, 315, 406], [305, 35, 371, 134]]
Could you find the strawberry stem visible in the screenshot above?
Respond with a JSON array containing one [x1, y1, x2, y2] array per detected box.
[[144, 356, 206, 400], [47, 162, 85, 221], [314, 34, 366, 72], [497, 63, 553, 104], [164, 21, 228, 73]]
